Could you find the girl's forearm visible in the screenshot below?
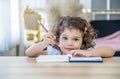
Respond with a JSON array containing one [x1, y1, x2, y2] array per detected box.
[[25, 42, 47, 57], [89, 46, 115, 57]]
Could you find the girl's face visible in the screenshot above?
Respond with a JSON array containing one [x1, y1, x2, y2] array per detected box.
[[59, 28, 83, 54]]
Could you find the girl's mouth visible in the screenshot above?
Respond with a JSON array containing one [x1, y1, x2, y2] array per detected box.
[[65, 48, 74, 51]]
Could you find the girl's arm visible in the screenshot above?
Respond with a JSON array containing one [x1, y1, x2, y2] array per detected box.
[[25, 32, 56, 57], [25, 42, 47, 57], [70, 46, 115, 57], [89, 46, 115, 57]]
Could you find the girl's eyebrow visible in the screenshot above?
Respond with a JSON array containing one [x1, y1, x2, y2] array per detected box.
[[73, 36, 81, 38], [61, 34, 68, 36], [61, 34, 81, 38]]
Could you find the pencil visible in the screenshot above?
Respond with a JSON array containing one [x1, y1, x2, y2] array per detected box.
[[37, 20, 59, 47], [37, 20, 48, 32]]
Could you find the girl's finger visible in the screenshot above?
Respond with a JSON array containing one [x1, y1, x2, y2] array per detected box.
[[69, 50, 76, 54], [73, 52, 78, 56], [48, 32, 56, 39]]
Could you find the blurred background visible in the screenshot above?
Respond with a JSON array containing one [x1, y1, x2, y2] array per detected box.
[[0, 0, 120, 56]]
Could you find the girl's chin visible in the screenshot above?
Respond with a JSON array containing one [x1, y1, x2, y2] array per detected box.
[[62, 51, 70, 55], [62, 49, 73, 54]]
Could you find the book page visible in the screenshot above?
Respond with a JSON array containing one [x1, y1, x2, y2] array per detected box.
[[36, 55, 69, 62]]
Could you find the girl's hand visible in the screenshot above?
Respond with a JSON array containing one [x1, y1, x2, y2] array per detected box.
[[69, 50, 91, 57], [42, 32, 56, 47]]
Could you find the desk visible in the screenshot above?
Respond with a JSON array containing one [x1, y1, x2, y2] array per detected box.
[[0, 56, 120, 79]]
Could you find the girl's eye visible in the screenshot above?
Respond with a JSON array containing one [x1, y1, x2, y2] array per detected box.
[[62, 37, 68, 40], [73, 38, 79, 42]]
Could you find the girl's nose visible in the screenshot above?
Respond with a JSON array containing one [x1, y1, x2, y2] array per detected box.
[[66, 40, 74, 46]]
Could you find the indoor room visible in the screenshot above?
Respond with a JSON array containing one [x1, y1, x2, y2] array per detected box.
[[0, 0, 120, 79], [0, 0, 120, 56]]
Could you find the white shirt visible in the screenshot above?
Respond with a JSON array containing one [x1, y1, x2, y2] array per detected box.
[[47, 45, 62, 55]]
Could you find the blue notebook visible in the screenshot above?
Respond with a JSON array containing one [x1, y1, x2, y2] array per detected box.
[[36, 55, 103, 63], [69, 57, 103, 62]]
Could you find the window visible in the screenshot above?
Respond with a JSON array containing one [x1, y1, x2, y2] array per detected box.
[[0, 0, 20, 53]]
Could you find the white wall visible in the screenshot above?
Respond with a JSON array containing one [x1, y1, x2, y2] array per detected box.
[[80, 0, 91, 10]]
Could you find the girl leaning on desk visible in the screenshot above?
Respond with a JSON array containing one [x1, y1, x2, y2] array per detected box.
[[25, 16, 115, 57]]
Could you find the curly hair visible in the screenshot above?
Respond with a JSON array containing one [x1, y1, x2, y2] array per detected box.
[[52, 16, 97, 49]]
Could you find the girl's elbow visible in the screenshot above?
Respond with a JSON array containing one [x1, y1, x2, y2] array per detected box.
[[25, 50, 30, 56], [102, 46, 115, 58], [25, 49, 33, 57], [107, 47, 115, 57], [110, 48, 115, 56]]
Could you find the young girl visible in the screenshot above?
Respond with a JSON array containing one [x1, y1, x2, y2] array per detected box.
[[25, 16, 115, 57]]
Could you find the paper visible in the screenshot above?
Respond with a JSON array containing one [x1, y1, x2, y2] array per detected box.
[[36, 55, 103, 63], [36, 55, 69, 62]]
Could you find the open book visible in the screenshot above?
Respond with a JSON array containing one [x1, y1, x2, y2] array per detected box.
[[36, 54, 103, 63]]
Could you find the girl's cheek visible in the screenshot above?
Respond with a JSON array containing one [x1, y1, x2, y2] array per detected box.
[[75, 43, 82, 49]]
